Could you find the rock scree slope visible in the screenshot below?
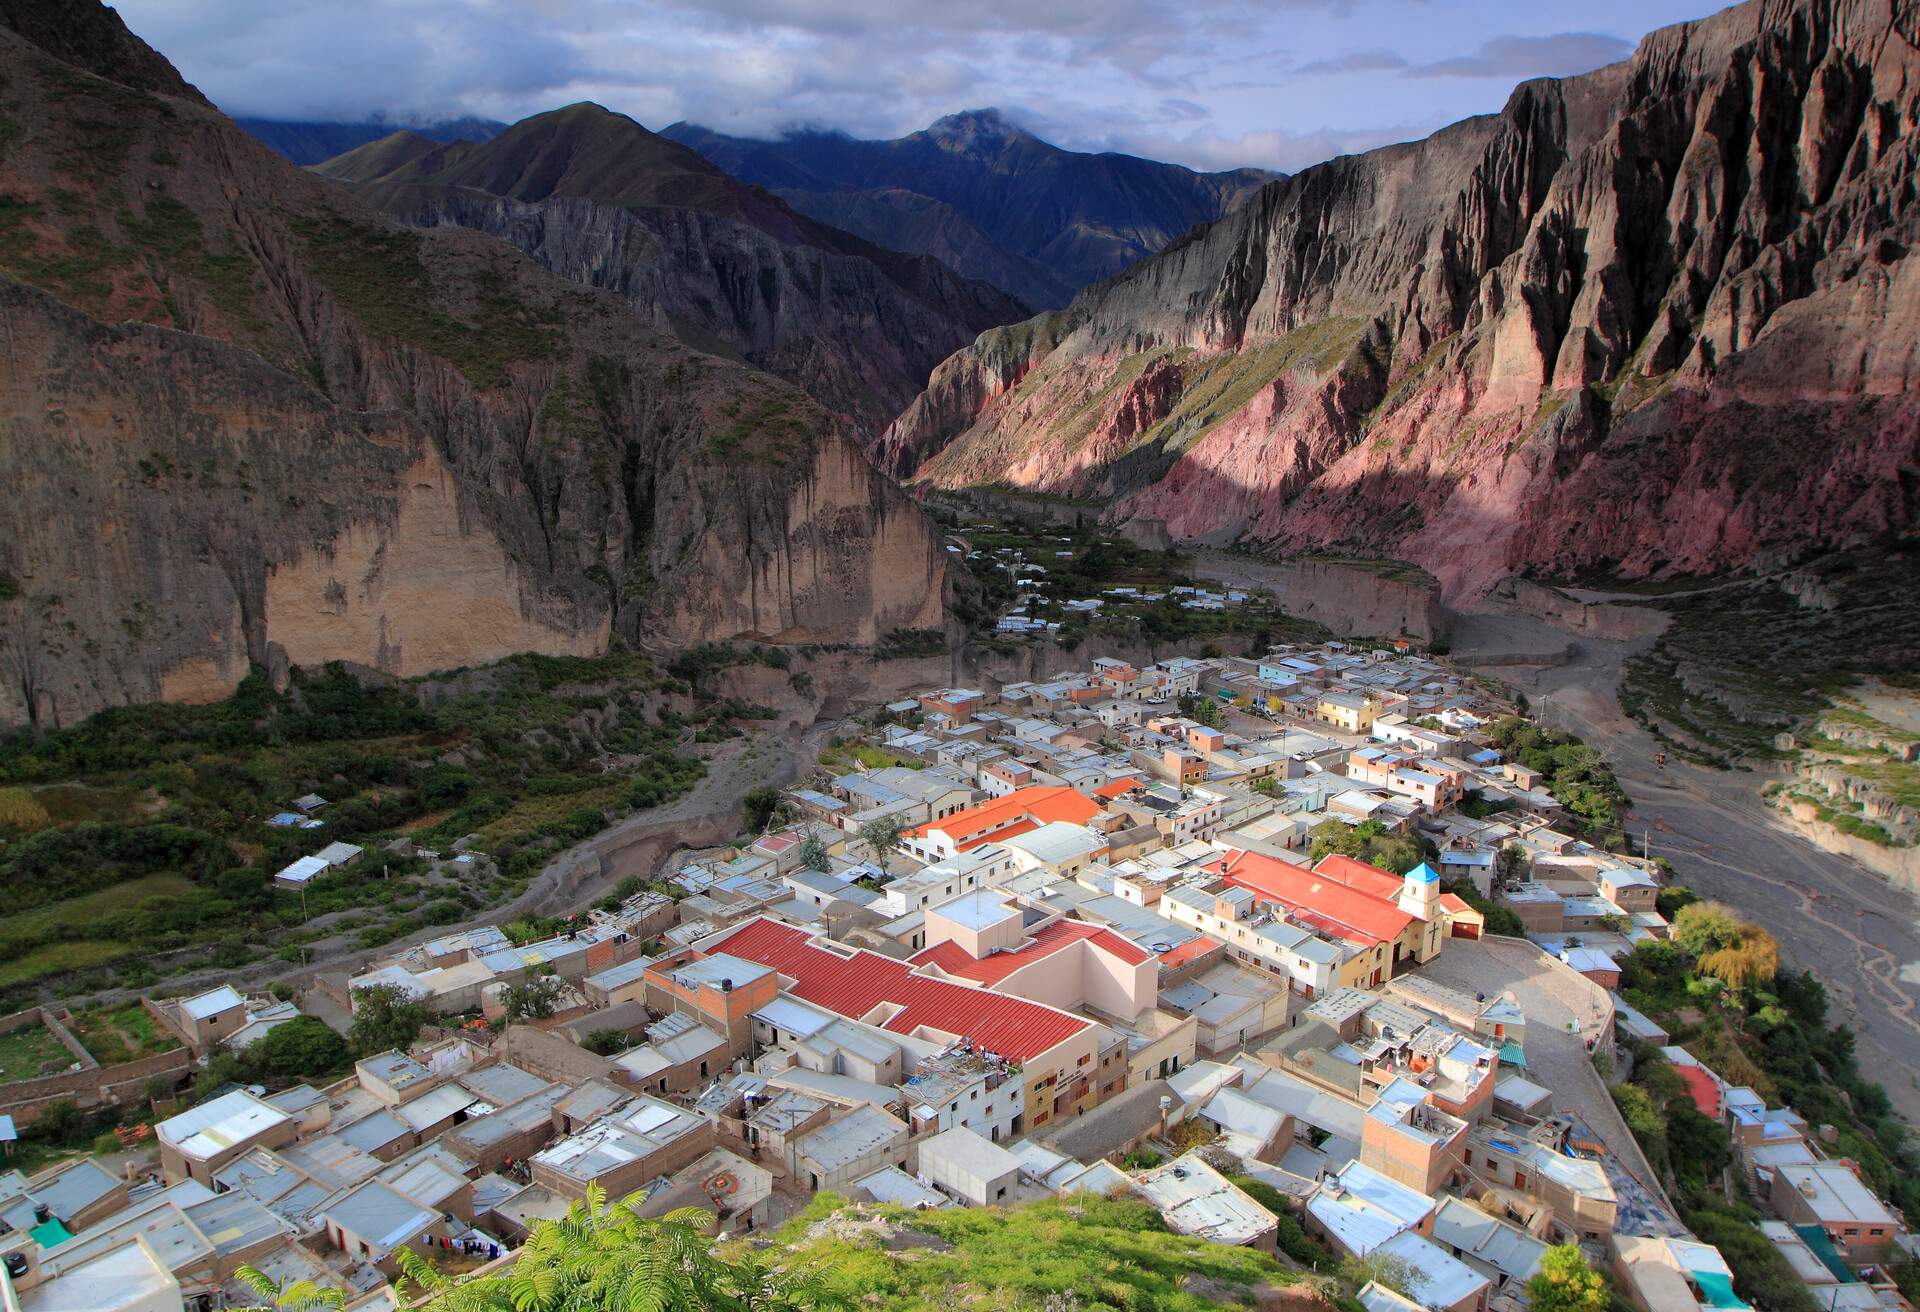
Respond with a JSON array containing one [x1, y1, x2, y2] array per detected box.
[[890, 0, 1920, 600], [0, 0, 948, 728]]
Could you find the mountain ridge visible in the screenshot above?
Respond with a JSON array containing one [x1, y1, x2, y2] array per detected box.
[[236, 114, 508, 165], [0, 3, 948, 727], [888, 0, 1920, 600], [317, 103, 1032, 440], [661, 111, 1278, 307]]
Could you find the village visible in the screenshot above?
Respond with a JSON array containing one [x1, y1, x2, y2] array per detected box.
[[0, 643, 1910, 1312]]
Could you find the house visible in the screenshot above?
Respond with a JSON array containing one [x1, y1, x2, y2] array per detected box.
[[791, 1104, 910, 1192], [910, 893, 1158, 1023], [704, 917, 1102, 1136], [1612, 1234, 1747, 1312], [173, 986, 247, 1049], [316, 1179, 445, 1275], [641, 951, 780, 1055], [900, 786, 1102, 864], [529, 1096, 715, 1201], [156, 1091, 296, 1185], [1316, 692, 1377, 734], [1133, 1154, 1279, 1251], [1770, 1162, 1900, 1261], [917, 1127, 1021, 1206], [1213, 850, 1451, 984], [1428, 1195, 1546, 1293]]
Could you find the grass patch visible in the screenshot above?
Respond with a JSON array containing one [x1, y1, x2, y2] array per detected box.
[[774, 1194, 1301, 1312], [0, 1022, 79, 1083], [0, 875, 196, 959], [290, 214, 560, 387], [0, 942, 131, 990], [65, 1003, 179, 1065]]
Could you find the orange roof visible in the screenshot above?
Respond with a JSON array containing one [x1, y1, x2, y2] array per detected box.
[[911, 920, 1150, 985], [1677, 1065, 1722, 1118], [1220, 849, 1414, 947], [1436, 893, 1476, 917], [1093, 777, 1145, 800], [1311, 853, 1407, 899], [906, 785, 1100, 846], [1157, 938, 1222, 970]]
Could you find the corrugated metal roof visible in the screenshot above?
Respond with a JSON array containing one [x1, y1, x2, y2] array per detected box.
[[710, 919, 1088, 1061], [910, 919, 1148, 986]]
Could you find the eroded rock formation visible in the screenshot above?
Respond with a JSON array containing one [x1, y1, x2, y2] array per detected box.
[[0, 3, 946, 727], [891, 0, 1920, 599]]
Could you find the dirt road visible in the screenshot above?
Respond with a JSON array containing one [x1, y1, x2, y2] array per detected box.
[[1454, 610, 1920, 1119]]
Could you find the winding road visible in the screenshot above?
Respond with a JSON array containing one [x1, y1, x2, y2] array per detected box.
[[1454, 611, 1920, 1120]]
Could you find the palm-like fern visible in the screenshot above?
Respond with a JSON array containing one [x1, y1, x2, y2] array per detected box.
[[242, 1183, 848, 1312], [231, 1265, 348, 1312]]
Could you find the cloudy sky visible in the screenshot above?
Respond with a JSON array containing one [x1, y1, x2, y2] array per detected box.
[[115, 0, 1727, 173]]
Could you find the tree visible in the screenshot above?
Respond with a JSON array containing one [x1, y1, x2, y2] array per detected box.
[[501, 974, 565, 1024], [250, 1016, 350, 1080], [742, 786, 782, 833], [234, 1264, 346, 1312], [348, 983, 431, 1056], [1341, 1250, 1424, 1299], [1178, 693, 1225, 729], [1526, 1244, 1609, 1312], [798, 833, 832, 873], [1496, 843, 1530, 886], [28, 1100, 83, 1143], [582, 1029, 629, 1057], [859, 816, 903, 857], [1672, 900, 1780, 988], [1672, 901, 1744, 956], [406, 1183, 845, 1312]]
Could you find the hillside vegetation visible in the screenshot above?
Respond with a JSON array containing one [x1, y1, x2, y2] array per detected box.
[[0, 652, 763, 1005]]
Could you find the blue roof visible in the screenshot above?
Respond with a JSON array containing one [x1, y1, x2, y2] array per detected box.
[[1407, 862, 1440, 883]]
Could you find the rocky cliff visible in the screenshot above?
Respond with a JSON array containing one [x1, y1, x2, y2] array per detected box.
[[0, 3, 947, 727], [314, 105, 1031, 442], [893, 0, 1920, 600], [664, 111, 1277, 308]]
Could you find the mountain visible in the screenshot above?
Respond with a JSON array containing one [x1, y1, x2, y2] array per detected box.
[[662, 111, 1278, 308], [0, 0, 948, 728], [889, 0, 1920, 600], [235, 115, 507, 165], [315, 105, 1031, 440]]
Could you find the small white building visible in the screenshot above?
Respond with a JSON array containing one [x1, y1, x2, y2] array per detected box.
[[917, 1126, 1021, 1207]]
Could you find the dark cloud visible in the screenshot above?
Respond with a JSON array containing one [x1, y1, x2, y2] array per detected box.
[[111, 0, 1707, 172]]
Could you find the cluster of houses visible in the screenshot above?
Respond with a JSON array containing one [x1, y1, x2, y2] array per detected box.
[[4, 644, 1911, 1311]]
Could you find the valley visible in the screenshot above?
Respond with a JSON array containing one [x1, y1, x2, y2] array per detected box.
[[0, 0, 1917, 1309]]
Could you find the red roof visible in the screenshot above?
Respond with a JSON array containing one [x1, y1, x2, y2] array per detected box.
[[706, 918, 1089, 1062], [906, 785, 1099, 846], [1220, 849, 1414, 948], [1157, 938, 1222, 970], [1310, 853, 1407, 899], [910, 920, 1150, 985], [1677, 1065, 1722, 1118]]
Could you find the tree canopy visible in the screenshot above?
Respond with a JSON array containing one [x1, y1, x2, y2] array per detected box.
[[348, 982, 431, 1056], [1525, 1244, 1609, 1312]]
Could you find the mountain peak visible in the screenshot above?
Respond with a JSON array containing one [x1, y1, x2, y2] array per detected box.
[[926, 108, 1027, 145]]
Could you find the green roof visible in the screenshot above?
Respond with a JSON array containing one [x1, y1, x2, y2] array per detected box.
[[1692, 1271, 1749, 1309], [1499, 1042, 1527, 1068], [1793, 1223, 1857, 1284], [29, 1217, 73, 1248]]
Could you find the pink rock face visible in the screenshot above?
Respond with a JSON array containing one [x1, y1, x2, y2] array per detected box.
[[895, 0, 1920, 599]]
